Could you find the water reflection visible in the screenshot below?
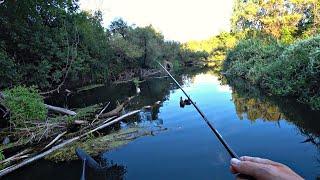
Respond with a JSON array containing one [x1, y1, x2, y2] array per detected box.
[[4, 70, 320, 179], [232, 92, 283, 122], [4, 158, 127, 180], [227, 77, 320, 154]]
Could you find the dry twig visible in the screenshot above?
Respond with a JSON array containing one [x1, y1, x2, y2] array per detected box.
[[0, 110, 140, 177]]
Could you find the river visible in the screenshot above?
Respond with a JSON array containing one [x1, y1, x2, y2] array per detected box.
[[4, 71, 320, 179]]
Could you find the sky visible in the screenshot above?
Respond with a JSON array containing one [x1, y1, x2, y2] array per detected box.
[[79, 0, 234, 42]]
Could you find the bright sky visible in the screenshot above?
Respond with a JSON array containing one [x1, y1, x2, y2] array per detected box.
[[79, 0, 234, 42]]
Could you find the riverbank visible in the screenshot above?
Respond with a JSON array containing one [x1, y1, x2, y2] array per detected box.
[[222, 35, 320, 110], [0, 88, 164, 176], [0, 65, 207, 175]]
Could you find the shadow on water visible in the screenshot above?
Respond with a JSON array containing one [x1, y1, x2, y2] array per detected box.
[[45, 68, 204, 113], [45, 83, 137, 109], [4, 158, 126, 180]]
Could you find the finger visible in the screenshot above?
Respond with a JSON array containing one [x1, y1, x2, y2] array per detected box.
[[240, 156, 283, 166], [230, 166, 237, 174], [230, 158, 270, 178]]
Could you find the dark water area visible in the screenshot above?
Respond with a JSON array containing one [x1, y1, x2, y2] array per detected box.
[[4, 71, 320, 180]]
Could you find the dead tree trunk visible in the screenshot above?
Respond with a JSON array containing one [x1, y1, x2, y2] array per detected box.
[[45, 104, 77, 116], [0, 110, 140, 177], [99, 96, 135, 118]]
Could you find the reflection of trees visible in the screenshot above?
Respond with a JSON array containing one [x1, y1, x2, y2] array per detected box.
[[226, 77, 320, 150], [126, 70, 201, 123], [121, 77, 173, 125], [4, 159, 127, 180], [45, 83, 137, 109], [133, 77, 173, 109], [228, 76, 285, 122], [232, 92, 283, 122]]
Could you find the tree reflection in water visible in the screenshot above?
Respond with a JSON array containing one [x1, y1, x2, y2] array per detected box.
[[226, 77, 320, 157]]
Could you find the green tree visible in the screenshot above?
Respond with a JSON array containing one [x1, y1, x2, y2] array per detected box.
[[185, 31, 238, 68], [231, 0, 320, 42], [109, 18, 129, 38], [132, 26, 165, 68], [0, 0, 202, 90]]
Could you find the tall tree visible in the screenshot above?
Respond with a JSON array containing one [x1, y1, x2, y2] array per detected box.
[[231, 0, 320, 42], [131, 26, 164, 68]]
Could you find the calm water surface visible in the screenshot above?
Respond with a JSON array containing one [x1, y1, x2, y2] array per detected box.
[[5, 72, 320, 179]]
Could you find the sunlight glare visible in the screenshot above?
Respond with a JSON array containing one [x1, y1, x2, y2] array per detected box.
[[80, 0, 233, 42]]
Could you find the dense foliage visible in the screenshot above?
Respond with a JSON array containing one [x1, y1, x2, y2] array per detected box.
[[223, 37, 285, 84], [186, 0, 319, 66], [184, 0, 320, 110], [224, 35, 320, 110], [231, 0, 320, 43], [3, 86, 47, 126], [264, 36, 320, 109], [221, 0, 320, 110], [185, 32, 240, 69], [0, 0, 202, 90]]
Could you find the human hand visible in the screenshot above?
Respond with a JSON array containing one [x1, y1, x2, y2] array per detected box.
[[230, 156, 303, 180]]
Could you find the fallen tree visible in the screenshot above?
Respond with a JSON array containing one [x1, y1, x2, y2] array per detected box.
[[99, 96, 135, 118], [0, 110, 141, 177], [47, 126, 168, 161], [0, 86, 163, 177], [45, 104, 77, 116]]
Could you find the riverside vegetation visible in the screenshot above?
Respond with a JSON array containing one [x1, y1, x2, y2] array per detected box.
[[0, 0, 208, 174], [0, 0, 320, 176], [185, 0, 320, 110], [0, 0, 208, 90]]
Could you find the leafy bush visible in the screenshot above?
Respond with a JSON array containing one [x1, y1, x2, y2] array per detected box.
[[263, 35, 320, 109], [224, 37, 284, 84], [223, 35, 320, 110], [3, 86, 47, 126]]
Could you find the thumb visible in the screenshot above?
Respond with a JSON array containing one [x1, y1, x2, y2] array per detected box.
[[231, 158, 268, 178]]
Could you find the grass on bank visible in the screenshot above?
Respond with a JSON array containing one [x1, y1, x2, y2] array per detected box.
[[2, 86, 47, 127]]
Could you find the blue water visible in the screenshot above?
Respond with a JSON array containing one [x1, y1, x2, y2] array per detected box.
[[101, 73, 319, 179], [5, 72, 320, 179]]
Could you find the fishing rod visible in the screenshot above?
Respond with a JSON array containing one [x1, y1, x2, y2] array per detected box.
[[157, 62, 239, 159], [76, 148, 107, 180]]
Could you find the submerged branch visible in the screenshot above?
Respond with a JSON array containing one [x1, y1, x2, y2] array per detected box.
[[100, 96, 135, 118], [0, 110, 141, 177]]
